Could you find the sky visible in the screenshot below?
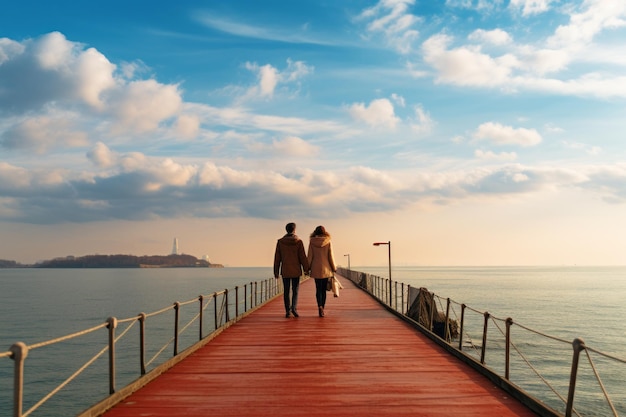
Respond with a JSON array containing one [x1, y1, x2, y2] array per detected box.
[[1, 0, 625, 267]]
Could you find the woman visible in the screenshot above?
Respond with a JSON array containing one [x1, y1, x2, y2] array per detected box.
[[307, 225, 337, 317]]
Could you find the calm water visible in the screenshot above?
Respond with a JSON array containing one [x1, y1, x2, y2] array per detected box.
[[1, 266, 625, 416]]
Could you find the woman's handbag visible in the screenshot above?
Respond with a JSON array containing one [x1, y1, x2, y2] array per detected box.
[[326, 277, 333, 291]]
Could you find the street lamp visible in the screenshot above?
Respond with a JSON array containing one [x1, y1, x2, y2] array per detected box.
[[344, 254, 350, 272], [373, 241, 392, 305]]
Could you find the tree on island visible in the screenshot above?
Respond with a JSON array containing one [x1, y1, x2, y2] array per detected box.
[[34, 254, 223, 268]]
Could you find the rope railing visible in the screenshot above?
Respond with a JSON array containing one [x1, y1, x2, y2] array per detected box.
[[340, 267, 625, 417], [4, 276, 282, 417]]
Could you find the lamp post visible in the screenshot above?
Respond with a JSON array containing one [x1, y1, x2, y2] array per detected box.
[[373, 241, 391, 305], [344, 254, 350, 272]]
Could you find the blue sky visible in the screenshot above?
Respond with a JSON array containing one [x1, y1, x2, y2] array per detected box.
[[1, 0, 625, 266]]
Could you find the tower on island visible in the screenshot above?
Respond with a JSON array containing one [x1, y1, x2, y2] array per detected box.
[[171, 238, 179, 255]]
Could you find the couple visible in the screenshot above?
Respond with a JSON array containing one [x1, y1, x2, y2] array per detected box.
[[273, 222, 336, 318]]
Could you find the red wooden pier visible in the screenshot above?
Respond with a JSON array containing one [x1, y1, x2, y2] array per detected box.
[[99, 276, 540, 417]]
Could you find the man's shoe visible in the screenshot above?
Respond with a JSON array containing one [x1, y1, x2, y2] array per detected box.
[[291, 308, 299, 317], [285, 312, 290, 318]]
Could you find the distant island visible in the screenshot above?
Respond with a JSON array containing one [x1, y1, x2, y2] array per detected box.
[[0, 254, 224, 268]]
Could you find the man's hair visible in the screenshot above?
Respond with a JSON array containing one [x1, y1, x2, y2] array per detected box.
[[285, 222, 296, 233]]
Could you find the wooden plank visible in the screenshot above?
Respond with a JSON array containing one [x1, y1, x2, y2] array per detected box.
[[101, 277, 539, 417]]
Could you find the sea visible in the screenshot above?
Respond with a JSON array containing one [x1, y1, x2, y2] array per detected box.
[[1, 266, 625, 416]]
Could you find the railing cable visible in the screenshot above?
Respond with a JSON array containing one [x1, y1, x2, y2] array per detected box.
[[22, 320, 137, 417], [582, 349, 619, 417]]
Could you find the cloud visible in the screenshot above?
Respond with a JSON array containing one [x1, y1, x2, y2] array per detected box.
[[243, 59, 313, 100], [410, 105, 435, 135], [415, 2, 626, 97], [0, 32, 190, 156], [562, 140, 602, 155], [195, 13, 332, 45], [2, 145, 625, 225], [468, 29, 513, 45], [248, 136, 319, 157], [509, 0, 554, 16], [107, 79, 182, 134], [548, 0, 626, 50], [348, 98, 400, 129], [475, 149, 518, 161], [0, 32, 115, 113], [358, 0, 421, 54], [1, 113, 89, 153], [174, 114, 201, 139], [473, 122, 542, 147], [422, 34, 516, 87], [87, 142, 117, 168]]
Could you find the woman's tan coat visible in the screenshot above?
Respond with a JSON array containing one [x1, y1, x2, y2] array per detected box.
[[307, 235, 336, 279]]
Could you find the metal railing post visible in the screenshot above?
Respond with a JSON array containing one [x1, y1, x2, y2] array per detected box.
[[139, 313, 146, 375], [566, 338, 586, 417], [213, 293, 218, 330], [405, 284, 410, 315], [198, 296, 204, 340], [459, 304, 466, 351], [444, 298, 451, 342], [10, 342, 28, 417], [173, 302, 180, 356], [244, 284, 248, 312], [429, 292, 436, 331], [481, 312, 489, 364], [394, 281, 398, 311], [106, 317, 117, 394], [505, 318, 513, 380], [235, 286, 239, 317], [225, 289, 230, 322]]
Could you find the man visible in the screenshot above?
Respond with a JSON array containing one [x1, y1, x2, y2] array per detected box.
[[274, 222, 309, 318]]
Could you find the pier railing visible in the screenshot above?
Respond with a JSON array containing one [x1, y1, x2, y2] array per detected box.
[[1, 277, 282, 417], [339, 267, 625, 417]]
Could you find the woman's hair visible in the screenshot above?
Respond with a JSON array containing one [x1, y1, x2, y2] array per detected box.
[[310, 225, 330, 238]]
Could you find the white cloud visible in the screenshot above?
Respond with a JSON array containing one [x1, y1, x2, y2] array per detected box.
[[107, 79, 182, 133], [348, 98, 400, 129], [475, 149, 518, 161], [422, 34, 517, 86], [175, 114, 201, 139], [548, 0, 626, 50], [562, 140, 602, 155], [358, 0, 421, 54], [1, 114, 88, 153], [0, 37, 24, 64], [410, 105, 435, 135], [248, 136, 319, 157], [243, 59, 313, 100], [473, 122, 542, 147], [468, 29, 513, 45], [415, 1, 626, 97], [509, 0, 554, 16], [87, 142, 117, 168]]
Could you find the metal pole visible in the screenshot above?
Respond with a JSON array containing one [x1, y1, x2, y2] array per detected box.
[[481, 312, 489, 365], [459, 304, 466, 351], [106, 317, 117, 394], [198, 296, 204, 340], [505, 318, 513, 380], [444, 298, 451, 342], [387, 241, 392, 306], [139, 313, 146, 375], [10, 342, 28, 417], [566, 338, 586, 417], [173, 302, 180, 356]]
